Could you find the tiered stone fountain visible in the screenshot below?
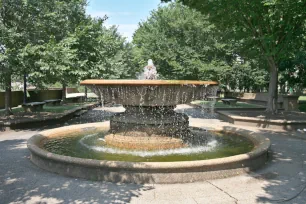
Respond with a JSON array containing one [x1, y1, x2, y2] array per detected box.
[[82, 80, 218, 150], [27, 79, 270, 184]]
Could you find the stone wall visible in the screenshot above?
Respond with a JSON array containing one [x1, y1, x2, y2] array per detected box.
[[0, 91, 24, 109], [0, 89, 62, 109], [66, 87, 79, 94], [28, 89, 62, 102]]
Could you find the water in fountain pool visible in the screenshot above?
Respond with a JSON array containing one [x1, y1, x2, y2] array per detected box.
[[42, 129, 254, 162]]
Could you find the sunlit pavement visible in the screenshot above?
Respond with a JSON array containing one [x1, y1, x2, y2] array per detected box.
[[1, 105, 306, 204]]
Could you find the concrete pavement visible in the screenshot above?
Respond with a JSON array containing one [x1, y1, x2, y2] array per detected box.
[[1, 105, 306, 203]]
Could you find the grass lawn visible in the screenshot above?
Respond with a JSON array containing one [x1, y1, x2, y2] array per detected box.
[[193, 100, 306, 112], [299, 104, 306, 112], [298, 96, 306, 112], [0, 104, 80, 115], [299, 96, 306, 101], [191, 101, 263, 108]]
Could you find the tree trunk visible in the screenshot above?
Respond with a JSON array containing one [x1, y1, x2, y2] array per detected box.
[[23, 73, 27, 104], [62, 83, 66, 104], [266, 57, 278, 113], [85, 86, 88, 101], [4, 74, 13, 116]]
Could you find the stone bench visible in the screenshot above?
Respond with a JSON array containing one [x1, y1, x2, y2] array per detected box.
[[221, 99, 238, 106], [22, 102, 45, 112], [44, 99, 62, 106]]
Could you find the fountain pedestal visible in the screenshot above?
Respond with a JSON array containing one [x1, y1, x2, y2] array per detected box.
[[105, 134, 187, 150], [110, 106, 189, 137], [106, 106, 189, 150]]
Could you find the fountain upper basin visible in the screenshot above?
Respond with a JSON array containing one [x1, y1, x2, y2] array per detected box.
[[80, 79, 218, 106]]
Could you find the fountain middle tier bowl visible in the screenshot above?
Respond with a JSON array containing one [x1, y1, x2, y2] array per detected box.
[[80, 79, 218, 106]]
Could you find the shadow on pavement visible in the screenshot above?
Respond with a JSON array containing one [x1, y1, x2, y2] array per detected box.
[[218, 126, 306, 203], [0, 139, 154, 203]]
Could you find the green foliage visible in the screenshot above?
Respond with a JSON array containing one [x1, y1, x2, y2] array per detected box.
[[163, 0, 306, 112], [164, 0, 306, 62], [218, 61, 269, 92], [133, 3, 231, 80], [21, 16, 136, 87], [279, 50, 306, 92], [133, 2, 269, 91], [1, 0, 135, 92], [0, 0, 88, 88], [73, 19, 136, 80], [22, 36, 81, 87], [278, 29, 306, 92]]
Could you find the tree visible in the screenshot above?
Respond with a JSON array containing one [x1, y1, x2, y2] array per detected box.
[[0, 0, 88, 108], [22, 15, 136, 102], [217, 60, 269, 93], [0, 0, 28, 115], [20, 0, 87, 102], [133, 2, 269, 92], [133, 3, 232, 80], [163, 0, 306, 113], [279, 51, 306, 93], [278, 29, 306, 93], [22, 36, 82, 101], [73, 18, 136, 81]]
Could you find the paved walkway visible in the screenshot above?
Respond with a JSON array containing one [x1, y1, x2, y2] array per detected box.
[[0, 105, 306, 204]]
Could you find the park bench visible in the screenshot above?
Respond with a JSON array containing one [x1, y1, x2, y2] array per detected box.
[[207, 96, 220, 101], [221, 99, 237, 106], [22, 102, 45, 112], [44, 99, 62, 106]]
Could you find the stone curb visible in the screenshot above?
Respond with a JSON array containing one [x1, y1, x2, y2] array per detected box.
[[0, 103, 99, 130], [190, 103, 266, 111], [218, 110, 306, 131]]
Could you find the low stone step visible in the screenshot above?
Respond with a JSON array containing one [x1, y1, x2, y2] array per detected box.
[[74, 110, 87, 117]]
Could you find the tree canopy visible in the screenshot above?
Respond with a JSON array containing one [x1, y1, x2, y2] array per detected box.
[[162, 0, 306, 112], [133, 3, 232, 80], [1, 0, 305, 115], [133, 2, 269, 91], [0, 0, 136, 114]]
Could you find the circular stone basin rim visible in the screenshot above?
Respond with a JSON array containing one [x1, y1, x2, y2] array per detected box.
[[27, 122, 270, 171], [80, 79, 219, 86]]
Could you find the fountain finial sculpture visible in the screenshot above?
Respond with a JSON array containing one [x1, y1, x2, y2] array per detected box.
[[142, 59, 158, 80]]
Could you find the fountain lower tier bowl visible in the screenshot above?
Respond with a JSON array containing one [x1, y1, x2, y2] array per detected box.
[[27, 122, 270, 184]]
